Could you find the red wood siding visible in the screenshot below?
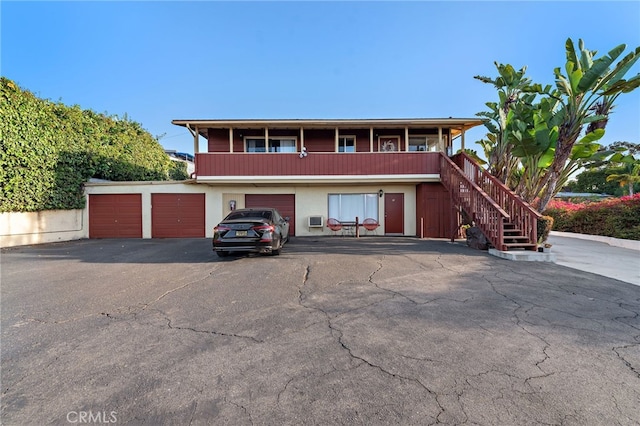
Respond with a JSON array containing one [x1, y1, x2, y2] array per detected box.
[[416, 183, 452, 238], [196, 152, 441, 177], [205, 127, 453, 154], [208, 128, 230, 153], [342, 128, 370, 153], [304, 129, 335, 152], [151, 193, 205, 238], [245, 194, 296, 236], [89, 194, 142, 238]]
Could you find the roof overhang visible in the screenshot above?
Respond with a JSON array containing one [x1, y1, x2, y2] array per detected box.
[[171, 118, 483, 139]]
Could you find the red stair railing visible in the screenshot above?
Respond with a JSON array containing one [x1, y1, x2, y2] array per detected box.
[[451, 152, 541, 250], [440, 154, 510, 250]]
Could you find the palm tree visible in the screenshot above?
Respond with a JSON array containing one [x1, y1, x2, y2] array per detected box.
[[606, 162, 640, 195]]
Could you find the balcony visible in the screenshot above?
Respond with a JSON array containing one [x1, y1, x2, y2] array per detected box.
[[194, 152, 442, 184]]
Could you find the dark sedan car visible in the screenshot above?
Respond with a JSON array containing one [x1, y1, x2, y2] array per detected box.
[[213, 208, 290, 257]]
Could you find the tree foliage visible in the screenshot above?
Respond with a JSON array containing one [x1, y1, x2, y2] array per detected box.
[[0, 77, 180, 212], [565, 142, 640, 196], [475, 38, 640, 212]]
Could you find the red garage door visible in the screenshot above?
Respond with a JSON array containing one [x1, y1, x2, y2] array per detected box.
[[89, 194, 142, 238], [245, 194, 296, 236], [152, 193, 205, 238]]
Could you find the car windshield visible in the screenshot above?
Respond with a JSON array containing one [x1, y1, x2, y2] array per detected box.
[[225, 210, 272, 221]]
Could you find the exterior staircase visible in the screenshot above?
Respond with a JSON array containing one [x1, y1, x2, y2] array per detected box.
[[440, 152, 541, 251]]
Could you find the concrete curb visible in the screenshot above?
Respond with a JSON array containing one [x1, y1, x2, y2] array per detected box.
[[489, 248, 557, 262], [549, 231, 640, 251]]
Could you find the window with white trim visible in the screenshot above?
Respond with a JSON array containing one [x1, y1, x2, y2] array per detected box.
[[269, 138, 296, 152], [338, 136, 355, 153], [408, 136, 439, 152], [246, 138, 266, 153], [245, 137, 296, 153], [328, 193, 379, 222]]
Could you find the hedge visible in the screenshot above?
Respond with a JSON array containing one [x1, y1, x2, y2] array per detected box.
[[543, 194, 640, 240], [0, 77, 184, 212]]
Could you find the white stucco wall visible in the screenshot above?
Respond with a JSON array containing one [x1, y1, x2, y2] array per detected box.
[[210, 184, 417, 237], [2, 181, 418, 247], [0, 209, 85, 247], [85, 181, 210, 238]]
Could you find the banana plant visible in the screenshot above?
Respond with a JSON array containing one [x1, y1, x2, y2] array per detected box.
[[476, 39, 640, 212], [534, 39, 640, 211], [474, 63, 533, 185]]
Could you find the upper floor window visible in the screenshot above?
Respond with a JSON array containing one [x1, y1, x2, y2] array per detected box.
[[338, 136, 355, 153], [245, 137, 296, 153], [246, 138, 266, 153], [409, 136, 439, 152], [269, 138, 296, 153]]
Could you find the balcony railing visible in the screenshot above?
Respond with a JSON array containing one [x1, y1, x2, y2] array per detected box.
[[195, 152, 441, 177]]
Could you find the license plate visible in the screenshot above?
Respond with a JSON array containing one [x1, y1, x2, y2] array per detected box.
[[236, 230, 248, 237]]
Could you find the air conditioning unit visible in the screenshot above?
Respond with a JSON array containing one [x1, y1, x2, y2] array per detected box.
[[308, 215, 324, 228]]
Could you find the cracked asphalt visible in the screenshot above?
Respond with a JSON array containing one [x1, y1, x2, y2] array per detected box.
[[1, 237, 639, 425]]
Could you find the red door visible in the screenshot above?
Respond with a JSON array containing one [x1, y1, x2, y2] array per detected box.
[[384, 193, 404, 235], [245, 194, 296, 236], [89, 194, 142, 238], [151, 193, 205, 238]]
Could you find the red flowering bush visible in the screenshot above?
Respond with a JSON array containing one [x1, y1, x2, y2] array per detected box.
[[543, 194, 640, 240]]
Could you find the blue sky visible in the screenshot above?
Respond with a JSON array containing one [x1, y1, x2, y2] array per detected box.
[[2, 1, 639, 155]]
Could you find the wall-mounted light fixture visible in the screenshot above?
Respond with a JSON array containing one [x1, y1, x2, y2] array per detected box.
[[299, 146, 308, 159], [379, 189, 384, 198]]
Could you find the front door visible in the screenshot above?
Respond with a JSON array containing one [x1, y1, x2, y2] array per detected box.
[[384, 193, 404, 235]]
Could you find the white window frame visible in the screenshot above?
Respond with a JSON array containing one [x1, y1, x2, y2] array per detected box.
[[244, 136, 297, 153], [327, 193, 379, 223], [408, 135, 439, 152], [338, 136, 356, 153], [245, 138, 267, 153]]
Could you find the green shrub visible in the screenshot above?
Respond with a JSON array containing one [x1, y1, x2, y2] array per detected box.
[[537, 215, 554, 244], [543, 195, 640, 240], [1, 77, 174, 212], [169, 161, 189, 181]]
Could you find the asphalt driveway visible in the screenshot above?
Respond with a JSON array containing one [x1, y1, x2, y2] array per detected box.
[[1, 237, 639, 425]]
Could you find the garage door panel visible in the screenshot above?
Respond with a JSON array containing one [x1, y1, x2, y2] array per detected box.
[[89, 194, 142, 238], [151, 193, 205, 238], [245, 194, 295, 236]]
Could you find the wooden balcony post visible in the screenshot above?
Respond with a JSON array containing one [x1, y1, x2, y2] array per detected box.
[[229, 128, 234, 153], [404, 127, 409, 152], [461, 128, 466, 151], [194, 126, 199, 154], [369, 127, 374, 152]]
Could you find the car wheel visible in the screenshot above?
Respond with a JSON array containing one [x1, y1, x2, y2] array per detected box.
[[216, 251, 229, 257], [271, 238, 282, 256]]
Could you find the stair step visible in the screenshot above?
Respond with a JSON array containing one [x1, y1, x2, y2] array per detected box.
[[504, 236, 530, 241], [503, 229, 523, 234], [503, 243, 537, 249]]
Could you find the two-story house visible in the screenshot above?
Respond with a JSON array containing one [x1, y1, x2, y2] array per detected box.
[[84, 117, 537, 250], [165, 118, 539, 250]]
